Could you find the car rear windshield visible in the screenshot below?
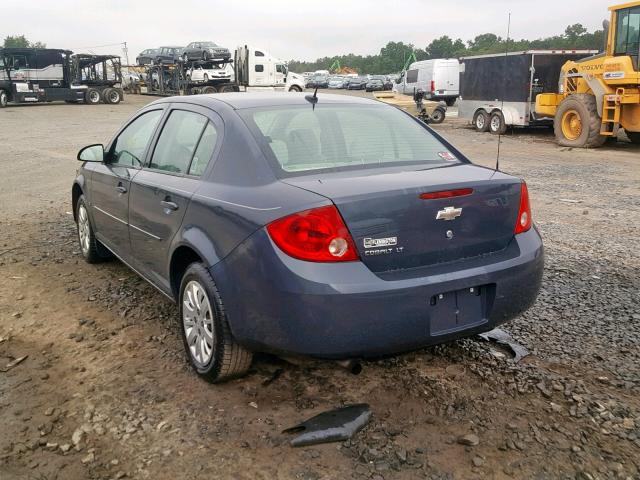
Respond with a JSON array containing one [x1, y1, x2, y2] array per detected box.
[[240, 104, 460, 176]]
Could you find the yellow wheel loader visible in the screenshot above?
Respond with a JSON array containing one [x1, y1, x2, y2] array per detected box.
[[535, 1, 640, 147]]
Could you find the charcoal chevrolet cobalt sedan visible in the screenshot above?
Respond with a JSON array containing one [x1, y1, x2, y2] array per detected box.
[[72, 93, 543, 382]]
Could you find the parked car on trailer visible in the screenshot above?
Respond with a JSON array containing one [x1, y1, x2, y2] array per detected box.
[[394, 59, 459, 106], [72, 92, 543, 382], [136, 48, 159, 66], [181, 42, 231, 62], [458, 50, 598, 135], [186, 62, 233, 83], [154, 46, 184, 64]]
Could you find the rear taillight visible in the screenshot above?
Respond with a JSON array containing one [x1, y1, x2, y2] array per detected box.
[[430, 80, 435, 93], [514, 182, 532, 234], [266, 205, 359, 262]]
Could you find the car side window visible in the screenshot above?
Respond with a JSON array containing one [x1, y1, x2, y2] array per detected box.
[[111, 110, 163, 167], [149, 110, 208, 174], [189, 122, 218, 176]]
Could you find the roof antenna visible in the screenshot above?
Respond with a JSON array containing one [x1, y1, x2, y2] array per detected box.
[[495, 12, 511, 173], [305, 87, 319, 111]]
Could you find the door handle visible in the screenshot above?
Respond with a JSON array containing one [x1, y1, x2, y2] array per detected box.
[[115, 185, 127, 194], [161, 200, 179, 211]]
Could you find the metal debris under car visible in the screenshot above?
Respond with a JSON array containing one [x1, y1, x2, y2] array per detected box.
[[478, 328, 530, 363], [282, 403, 371, 447]]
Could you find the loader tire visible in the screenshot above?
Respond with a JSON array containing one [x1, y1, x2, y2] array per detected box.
[[554, 94, 606, 148], [626, 131, 640, 145]]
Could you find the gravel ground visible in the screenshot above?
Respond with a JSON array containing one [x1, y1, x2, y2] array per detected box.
[[0, 92, 639, 480]]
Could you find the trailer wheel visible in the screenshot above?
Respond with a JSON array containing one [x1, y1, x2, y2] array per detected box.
[[85, 88, 102, 105], [473, 110, 489, 132], [627, 131, 640, 145], [430, 108, 446, 124], [202, 86, 217, 94], [219, 85, 235, 93], [103, 88, 122, 105], [489, 111, 507, 135], [554, 94, 606, 148], [0, 90, 8, 108]]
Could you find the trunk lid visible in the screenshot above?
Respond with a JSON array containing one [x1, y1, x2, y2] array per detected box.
[[282, 165, 522, 273]]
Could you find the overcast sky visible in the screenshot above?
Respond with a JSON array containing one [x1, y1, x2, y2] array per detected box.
[[3, 0, 609, 63]]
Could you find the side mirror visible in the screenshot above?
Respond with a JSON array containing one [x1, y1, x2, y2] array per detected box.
[[77, 144, 104, 162]]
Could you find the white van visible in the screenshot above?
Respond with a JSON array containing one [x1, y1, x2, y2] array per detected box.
[[393, 59, 459, 105]]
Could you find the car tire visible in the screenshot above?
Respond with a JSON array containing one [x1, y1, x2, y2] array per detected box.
[[489, 111, 507, 135], [288, 85, 302, 92], [0, 89, 7, 108], [445, 98, 456, 107], [76, 195, 111, 263], [202, 51, 209, 61], [85, 88, 102, 105], [179, 263, 253, 383], [627, 131, 640, 144], [553, 94, 606, 148], [203, 74, 209, 83], [473, 110, 490, 132], [430, 108, 446, 124]]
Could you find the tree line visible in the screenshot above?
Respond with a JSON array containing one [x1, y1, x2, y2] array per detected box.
[[288, 24, 604, 75], [3, 35, 46, 49]]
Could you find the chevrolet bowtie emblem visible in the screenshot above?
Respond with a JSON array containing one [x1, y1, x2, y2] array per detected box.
[[436, 206, 463, 221]]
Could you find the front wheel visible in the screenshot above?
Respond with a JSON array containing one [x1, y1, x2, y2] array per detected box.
[[0, 89, 7, 108], [203, 74, 209, 83], [473, 110, 489, 132], [202, 51, 209, 60], [76, 196, 111, 263], [288, 85, 302, 92], [179, 263, 253, 382]]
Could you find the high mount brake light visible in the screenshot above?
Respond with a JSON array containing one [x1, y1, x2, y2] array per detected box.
[[266, 205, 359, 262], [420, 188, 473, 200], [514, 182, 532, 234]]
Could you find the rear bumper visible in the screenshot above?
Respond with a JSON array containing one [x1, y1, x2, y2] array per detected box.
[[211, 227, 544, 358]]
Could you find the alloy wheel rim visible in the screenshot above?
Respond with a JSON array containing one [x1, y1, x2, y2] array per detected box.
[[182, 281, 215, 366], [561, 110, 582, 141], [78, 205, 90, 254]]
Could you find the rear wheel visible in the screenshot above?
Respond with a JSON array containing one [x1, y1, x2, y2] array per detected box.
[[179, 263, 253, 382], [626, 131, 640, 144], [0, 89, 7, 108], [85, 88, 102, 105], [103, 88, 122, 104], [202, 86, 217, 94], [219, 85, 236, 93], [473, 110, 489, 132], [554, 94, 606, 148], [489, 111, 507, 135]]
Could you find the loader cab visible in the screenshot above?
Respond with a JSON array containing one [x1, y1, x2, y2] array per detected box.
[[612, 4, 640, 69]]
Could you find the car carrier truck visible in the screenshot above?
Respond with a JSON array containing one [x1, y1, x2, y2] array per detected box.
[[0, 48, 124, 107], [139, 45, 305, 96], [458, 50, 598, 135]]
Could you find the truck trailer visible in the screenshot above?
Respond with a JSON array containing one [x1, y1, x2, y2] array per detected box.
[[0, 48, 124, 107], [458, 50, 598, 134]]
